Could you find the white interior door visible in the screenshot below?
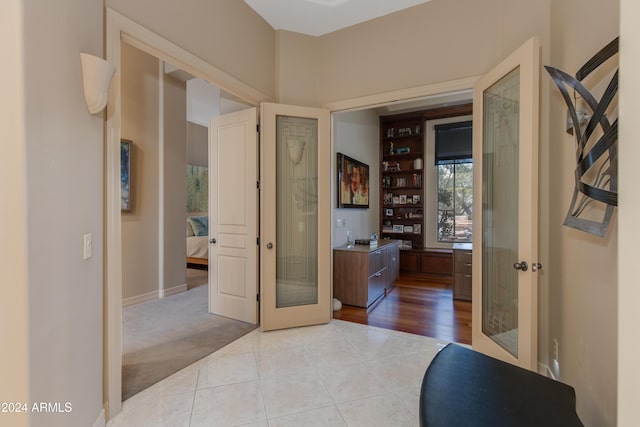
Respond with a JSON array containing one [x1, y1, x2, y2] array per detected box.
[[472, 37, 540, 370], [209, 107, 259, 324], [260, 103, 331, 331]]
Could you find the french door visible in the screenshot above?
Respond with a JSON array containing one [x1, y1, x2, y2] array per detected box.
[[471, 37, 541, 370], [260, 103, 331, 331], [208, 104, 331, 330]]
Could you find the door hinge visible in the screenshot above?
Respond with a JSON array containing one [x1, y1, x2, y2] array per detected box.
[[256, 124, 260, 133], [257, 180, 261, 190], [257, 237, 260, 245], [256, 293, 260, 302]]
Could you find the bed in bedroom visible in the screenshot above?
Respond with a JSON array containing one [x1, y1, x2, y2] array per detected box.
[[186, 215, 209, 266]]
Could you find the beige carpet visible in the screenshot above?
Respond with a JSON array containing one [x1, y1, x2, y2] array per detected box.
[[122, 278, 257, 400], [186, 267, 208, 289]]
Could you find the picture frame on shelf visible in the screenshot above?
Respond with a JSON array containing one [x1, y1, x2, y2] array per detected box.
[[399, 195, 407, 204], [396, 177, 406, 187], [403, 225, 414, 233], [414, 224, 422, 234], [413, 194, 421, 204], [393, 196, 400, 205], [386, 162, 400, 172], [392, 224, 403, 233], [385, 208, 393, 216]]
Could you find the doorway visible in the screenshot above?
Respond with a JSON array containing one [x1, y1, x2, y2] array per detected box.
[[105, 7, 479, 418], [118, 41, 257, 400], [330, 99, 474, 345]]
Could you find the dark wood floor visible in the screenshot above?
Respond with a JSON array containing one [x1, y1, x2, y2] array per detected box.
[[333, 273, 472, 345]]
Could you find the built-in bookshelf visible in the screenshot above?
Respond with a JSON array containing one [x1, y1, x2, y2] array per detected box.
[[379, 105, 473, 275], [380, 112, 425, 252]]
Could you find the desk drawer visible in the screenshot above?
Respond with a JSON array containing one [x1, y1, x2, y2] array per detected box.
[[454, 250, 472, 274]]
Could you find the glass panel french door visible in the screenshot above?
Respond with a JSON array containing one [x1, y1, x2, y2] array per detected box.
[[472, 38, 540, 370], [261, 103, 331, 331], [482, 68, 521, 357], [275, 115, 319, 308]]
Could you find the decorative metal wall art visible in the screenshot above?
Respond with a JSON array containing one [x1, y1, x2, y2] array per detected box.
[[545, 37, 618, 237]]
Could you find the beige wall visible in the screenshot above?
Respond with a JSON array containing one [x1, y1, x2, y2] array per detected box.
[[122, 44, 191, 299], [618, 0, 640, 423], [121, 42, 161, 300], [276, 30, 319, 105], [164, 74, 188, 292], [548, 1, 619, 425], [187, 122, 208, 166], [332, 109, 380, 244], [314, 0, 549, 106], [21, 0, 105, 425], [0, 1, 29, 426], [106, 0, 276, 101]]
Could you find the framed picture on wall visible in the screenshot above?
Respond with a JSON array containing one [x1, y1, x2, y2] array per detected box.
[[186, 164, 209, 212], [337, 153, 370, 208], [121, 139, 131, 212]]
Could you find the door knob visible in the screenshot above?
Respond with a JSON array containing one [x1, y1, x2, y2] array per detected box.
[[266, 242, 273, 249], [532, 263, 543, 272], [210, 238, 216, 244], [513, 261, 528, 271]]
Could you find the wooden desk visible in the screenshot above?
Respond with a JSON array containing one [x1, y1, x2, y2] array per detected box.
[[333, 239, 399, 308]]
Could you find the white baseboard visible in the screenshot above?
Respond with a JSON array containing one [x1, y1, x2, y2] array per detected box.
[[122, 284, 189, 307], [93, 408, 105, 427], [122, 289, 158, 307], [163, 283, 188, 297]]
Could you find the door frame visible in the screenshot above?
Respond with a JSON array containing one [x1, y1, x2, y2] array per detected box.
[[104, 8, 270, 418], [104, 7, 479, 417]]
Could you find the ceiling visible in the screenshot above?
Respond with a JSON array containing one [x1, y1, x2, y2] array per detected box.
[[244, 0, 433, 36]]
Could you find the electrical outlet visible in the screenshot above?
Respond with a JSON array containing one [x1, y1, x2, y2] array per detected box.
[[552, 339, 559, 361]]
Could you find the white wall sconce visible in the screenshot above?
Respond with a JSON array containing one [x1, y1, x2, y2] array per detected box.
[[80, 53, 115, 114]]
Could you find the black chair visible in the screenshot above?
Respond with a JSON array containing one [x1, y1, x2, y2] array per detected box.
[[419, 343, 583, 427]]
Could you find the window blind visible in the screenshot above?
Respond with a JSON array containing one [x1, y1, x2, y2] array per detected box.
[[435, 121, 473, 164]]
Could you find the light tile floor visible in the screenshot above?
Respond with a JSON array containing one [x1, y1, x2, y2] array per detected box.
[[107, 319, 449, 427]]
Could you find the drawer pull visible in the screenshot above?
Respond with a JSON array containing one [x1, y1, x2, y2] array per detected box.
[[375, 272, 382, 277], [465, 263, 472, 267], [465, 274, 472, 278]]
